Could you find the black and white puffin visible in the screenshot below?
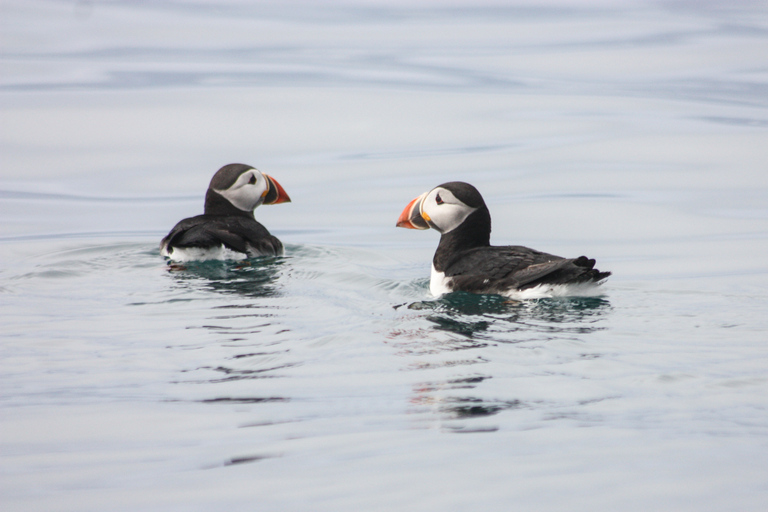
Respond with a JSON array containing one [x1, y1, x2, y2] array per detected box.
[[160, 163, 290, 261], [397, 181, 610, 298]]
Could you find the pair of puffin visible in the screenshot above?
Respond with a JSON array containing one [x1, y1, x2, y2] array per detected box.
[[162, 164, 610, 297]]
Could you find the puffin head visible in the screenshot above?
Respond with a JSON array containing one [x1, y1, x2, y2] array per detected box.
[[396, 181, 485, 234], [207, 163, 290, 213]]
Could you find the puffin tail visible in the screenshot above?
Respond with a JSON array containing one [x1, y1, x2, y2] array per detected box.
[[573, 255, 611, 283]]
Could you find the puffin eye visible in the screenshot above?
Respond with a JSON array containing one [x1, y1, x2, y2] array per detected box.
[[248, 174, 257, 185], [435, 193, 444, 205]]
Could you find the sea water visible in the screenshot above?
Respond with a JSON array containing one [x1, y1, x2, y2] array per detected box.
[[2, 1, 768, 511]]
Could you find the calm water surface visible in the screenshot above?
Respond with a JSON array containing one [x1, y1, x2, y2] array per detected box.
[[2, 1, 768, 511]]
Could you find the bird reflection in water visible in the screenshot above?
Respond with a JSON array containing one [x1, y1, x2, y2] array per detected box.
[[411, 291, 611, 338], [391, 292, 611, 431], [165, 256, 295, 392], [166, 256, 285, 299], [408, 375, 524, 433]]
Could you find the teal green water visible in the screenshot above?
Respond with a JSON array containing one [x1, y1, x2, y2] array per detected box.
[[2, 1, 768, 511]]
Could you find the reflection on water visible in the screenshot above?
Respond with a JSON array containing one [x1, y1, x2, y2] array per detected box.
[[441, 397, 521, 419], [411, 292, 611, 339], [392, 292, 612, 431], [161, 255, 301, 398], [410, 374, 523, 432], [221, 454, 278, 467], [196, 358, 298, 384], [165, 256, 286, 299], [389, 292, 611, 357], [200, 397, 289, 404]]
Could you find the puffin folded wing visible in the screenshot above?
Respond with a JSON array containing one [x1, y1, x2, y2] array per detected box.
[[502, 259, 575, 289], [511, 256, 610, 289], [447, 258, 571, 293], [164, 220, 249, 254]]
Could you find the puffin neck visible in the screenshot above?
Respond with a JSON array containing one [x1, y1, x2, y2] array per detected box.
[[204, 189, 254, 217], [433, 206, 491, 271]]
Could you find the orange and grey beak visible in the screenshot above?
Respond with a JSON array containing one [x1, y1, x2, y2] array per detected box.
[[263, 174, 291, 205], [396, 192, 430, 230]]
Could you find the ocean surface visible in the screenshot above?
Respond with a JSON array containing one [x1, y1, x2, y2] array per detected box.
[[2, 1, 768, 511]]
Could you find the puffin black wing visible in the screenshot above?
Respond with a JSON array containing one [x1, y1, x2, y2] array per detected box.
[[443, 246, 610, 293], [161, 215, 283, 257]]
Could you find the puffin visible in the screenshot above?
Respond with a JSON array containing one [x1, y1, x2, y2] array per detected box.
[[397, 181, 611, 298], [160, 163, 290, 261]]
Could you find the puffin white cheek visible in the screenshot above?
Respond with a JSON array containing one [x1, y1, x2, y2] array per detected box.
[[429, 204, 475, 234], [217, 186, 262, 212]]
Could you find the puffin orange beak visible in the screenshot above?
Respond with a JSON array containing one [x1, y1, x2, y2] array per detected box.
[[396, 192, 430, 230], [263, 174, 291, 205]]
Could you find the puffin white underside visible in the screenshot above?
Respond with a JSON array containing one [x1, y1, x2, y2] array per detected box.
[[162, 245, 249, 262], [429, 265, 453, 296], [429, 264, 605, 299], [500, 282, 605, 300]]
